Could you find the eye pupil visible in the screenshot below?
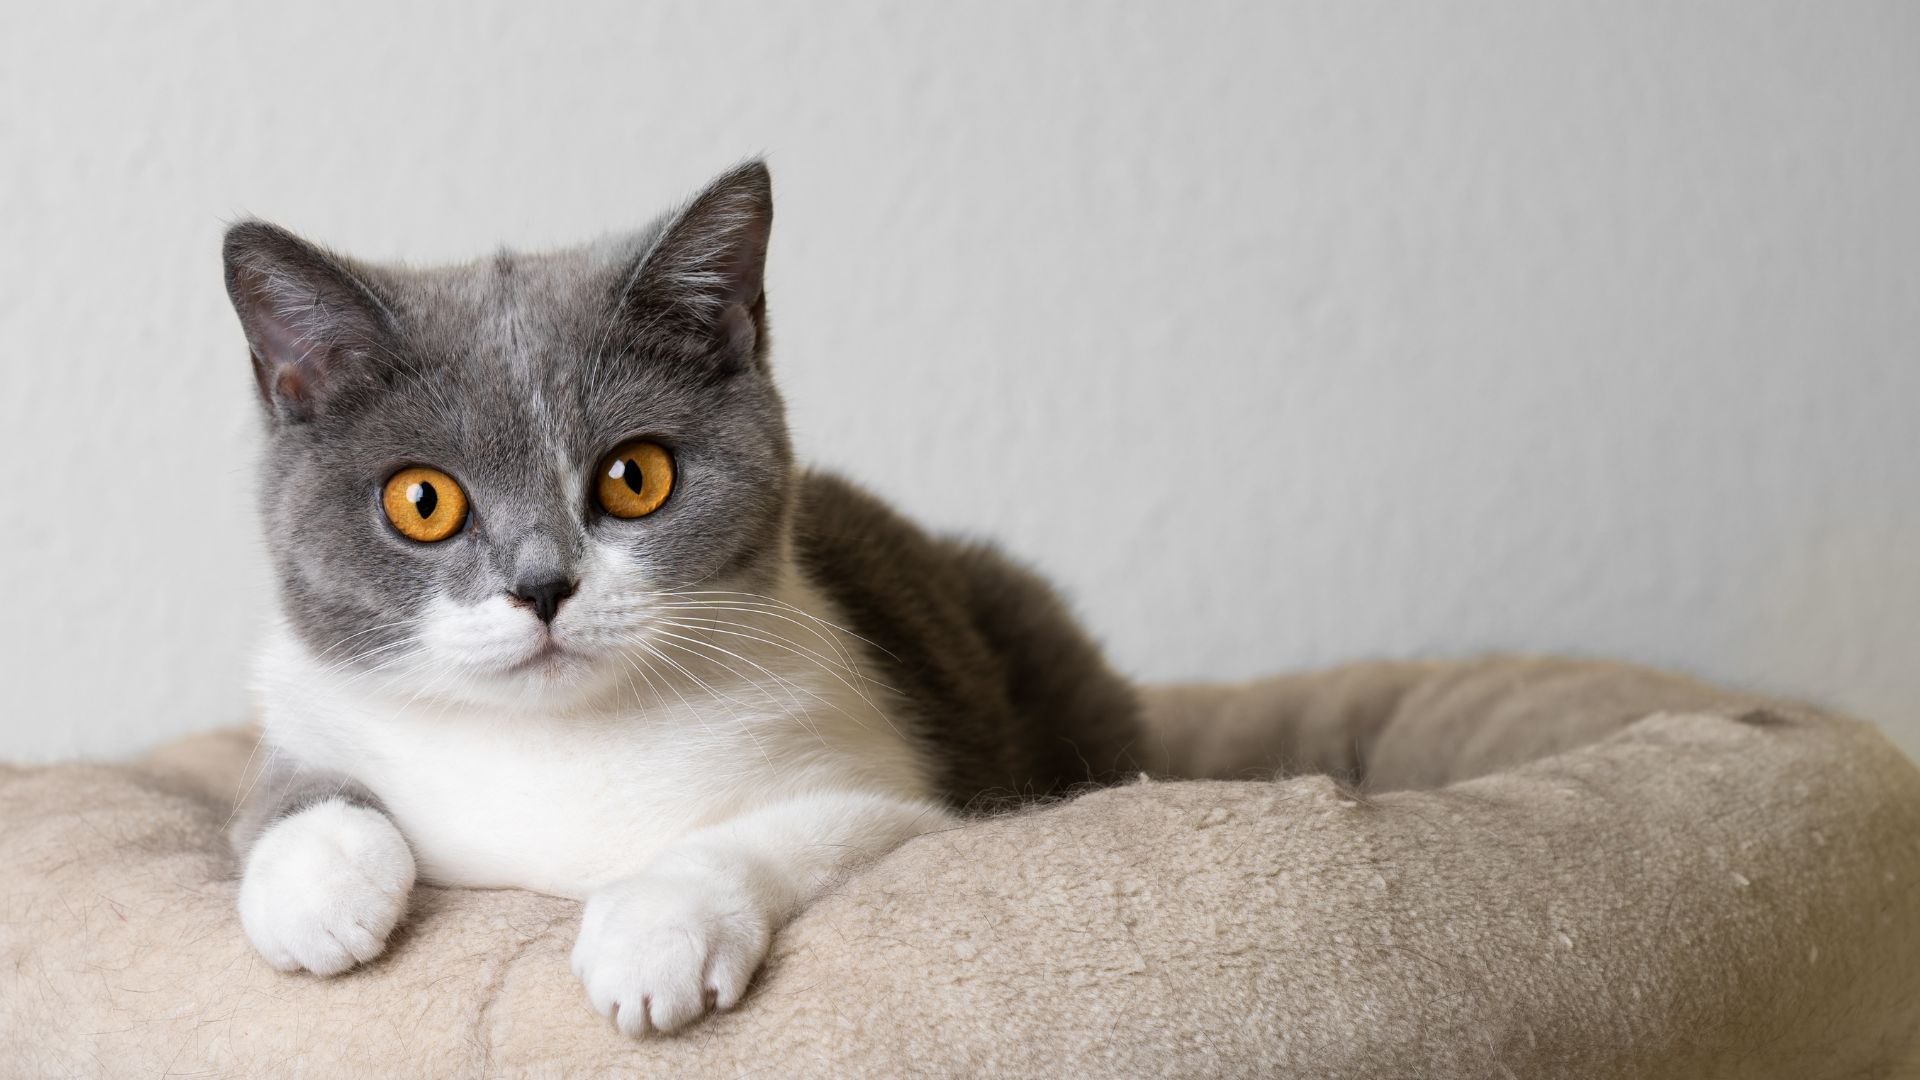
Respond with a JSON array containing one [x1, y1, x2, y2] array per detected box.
[[413, 481, 438, 519], [620, 460, 646, 495]]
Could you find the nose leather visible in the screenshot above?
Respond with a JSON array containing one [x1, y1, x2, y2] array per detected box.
[[510, 576, 575, 624]]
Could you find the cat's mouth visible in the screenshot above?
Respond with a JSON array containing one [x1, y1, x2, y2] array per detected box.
[[505, 637, 579, 678]]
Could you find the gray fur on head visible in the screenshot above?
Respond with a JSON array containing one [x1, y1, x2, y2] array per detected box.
[[225, 162, 792, 704]]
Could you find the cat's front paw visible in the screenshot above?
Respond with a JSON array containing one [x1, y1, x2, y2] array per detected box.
[[570, 864, 774, 1036], [238, 800, 415, 976]]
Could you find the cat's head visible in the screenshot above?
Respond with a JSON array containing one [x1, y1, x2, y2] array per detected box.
[[225, 162, 794, 708]]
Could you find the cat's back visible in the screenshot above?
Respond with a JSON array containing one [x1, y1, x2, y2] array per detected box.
[[794, 471, 1141, 808]]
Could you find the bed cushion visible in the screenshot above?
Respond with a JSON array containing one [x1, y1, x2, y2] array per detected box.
[[3, 657, 1917, 1078]]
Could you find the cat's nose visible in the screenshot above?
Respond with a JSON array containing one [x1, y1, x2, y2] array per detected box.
[[509, 576, 576, 624]]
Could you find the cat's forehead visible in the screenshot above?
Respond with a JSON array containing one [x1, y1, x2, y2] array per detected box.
[[377, 244, 631, 370], [321, 235, 722, 465]]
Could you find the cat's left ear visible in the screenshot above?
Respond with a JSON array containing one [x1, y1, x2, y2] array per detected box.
[[616, 160, 773, 372]]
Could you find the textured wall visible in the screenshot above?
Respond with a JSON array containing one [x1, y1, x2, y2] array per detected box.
[[2, 1, 1915, 761]]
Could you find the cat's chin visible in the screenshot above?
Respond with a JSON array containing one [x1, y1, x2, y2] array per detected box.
[[400, 646, 621, 712], [478, 648, 612, 704]]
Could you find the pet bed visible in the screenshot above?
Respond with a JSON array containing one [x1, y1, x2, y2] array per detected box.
[[2, 657, 1917, 1078]]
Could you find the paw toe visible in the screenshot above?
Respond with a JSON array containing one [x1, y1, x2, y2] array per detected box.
[[704, 947, 759, 1010], [296, 934, 356, 977], [614, 996, 653, 1037], [648, 984, 708, 1033], [333, 920, 384, 965], [571, 869, 774, 1037]]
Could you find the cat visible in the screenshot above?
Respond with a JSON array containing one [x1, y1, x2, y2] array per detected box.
[[224, 160, 1141, 1037]]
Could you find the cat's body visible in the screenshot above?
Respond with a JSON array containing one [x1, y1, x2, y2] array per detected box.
[[226, 162, 1139, 1036], [251, 473, 1134, 900]]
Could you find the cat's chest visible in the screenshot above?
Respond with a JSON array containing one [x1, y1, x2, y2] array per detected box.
[[256, 618, 928, 898], [345, 716, 720, 898], [266, 691, 876, 900]]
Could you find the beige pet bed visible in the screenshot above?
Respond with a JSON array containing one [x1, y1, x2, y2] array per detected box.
[[3, 657, 1917, 1078]]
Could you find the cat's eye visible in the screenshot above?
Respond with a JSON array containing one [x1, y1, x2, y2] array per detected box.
[[382, 466, 468, 542], [596, 439, 674, 519]]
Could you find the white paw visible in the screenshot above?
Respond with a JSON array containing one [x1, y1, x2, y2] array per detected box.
[[238, 800, 415, 976], [570, 864, 774, 1036]]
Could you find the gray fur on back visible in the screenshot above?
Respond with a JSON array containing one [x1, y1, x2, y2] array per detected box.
[[796, 474, 1142, 803]]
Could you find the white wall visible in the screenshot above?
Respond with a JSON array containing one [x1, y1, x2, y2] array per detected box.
[[2, 1, 1915, 762]]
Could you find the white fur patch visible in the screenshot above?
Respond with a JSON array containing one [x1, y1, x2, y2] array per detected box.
[[570, 861, 772, 1035], [237, 800, 415, 976], [568, 789, 950, 1035], [254, 569, 933, 899]]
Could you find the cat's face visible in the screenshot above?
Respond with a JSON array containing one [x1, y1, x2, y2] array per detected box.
[[228, 163, 793, 709]]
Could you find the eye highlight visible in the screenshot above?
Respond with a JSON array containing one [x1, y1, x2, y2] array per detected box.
[[596, 439, 674, 519], [382, 466, 468, 542]]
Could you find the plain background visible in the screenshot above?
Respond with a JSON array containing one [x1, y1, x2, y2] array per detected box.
[[1, 1, 1915, 762]]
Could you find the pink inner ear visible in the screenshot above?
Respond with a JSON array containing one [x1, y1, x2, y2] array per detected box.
[[240, 270, 358, 413], [225, 225, 392, 417], [252, 289, 318, 363], [251, 306, 326, 410], [272, 365, 311, 408], [717, 302, 758, 359]]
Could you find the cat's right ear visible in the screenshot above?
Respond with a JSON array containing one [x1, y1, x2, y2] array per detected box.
[[613, 161, 773, 374], [223, 221, 393, 422]]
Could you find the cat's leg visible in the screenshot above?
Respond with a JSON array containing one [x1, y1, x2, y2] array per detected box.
[[231, 755, 415, 976], [571, 790, 953, 1036]]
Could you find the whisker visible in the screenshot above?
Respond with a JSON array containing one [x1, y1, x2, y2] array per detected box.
[[325, 643, 428, 691], [627, 637, 779, 769], [641, 632, 835, 747], [659, 589, 901, 661], [651, 608, 868, 676], [220, 741, 283, 836], [307, 619, 416, 665], [638, 627, 876, 741], [652, 615, 901, 711], [314, 637, 422, 682], [649, 599, 869, 677]]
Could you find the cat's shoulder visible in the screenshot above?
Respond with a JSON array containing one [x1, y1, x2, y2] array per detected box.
[[792, 469, 968, 596], [793, 469, 917, 541], [790, 470, 1142, 798]]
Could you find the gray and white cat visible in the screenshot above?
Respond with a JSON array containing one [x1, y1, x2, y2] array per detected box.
[[225, 161, 1140, 1036]]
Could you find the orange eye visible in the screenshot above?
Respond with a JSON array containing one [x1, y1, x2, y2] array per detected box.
[[596, 439, 674, 518], [381, 466, 468, 542]]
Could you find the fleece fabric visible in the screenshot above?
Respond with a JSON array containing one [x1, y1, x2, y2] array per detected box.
[[3, 657, 1917, 1078]]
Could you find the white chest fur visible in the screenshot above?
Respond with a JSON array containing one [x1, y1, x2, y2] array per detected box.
[[252, 603, 930, 900]]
